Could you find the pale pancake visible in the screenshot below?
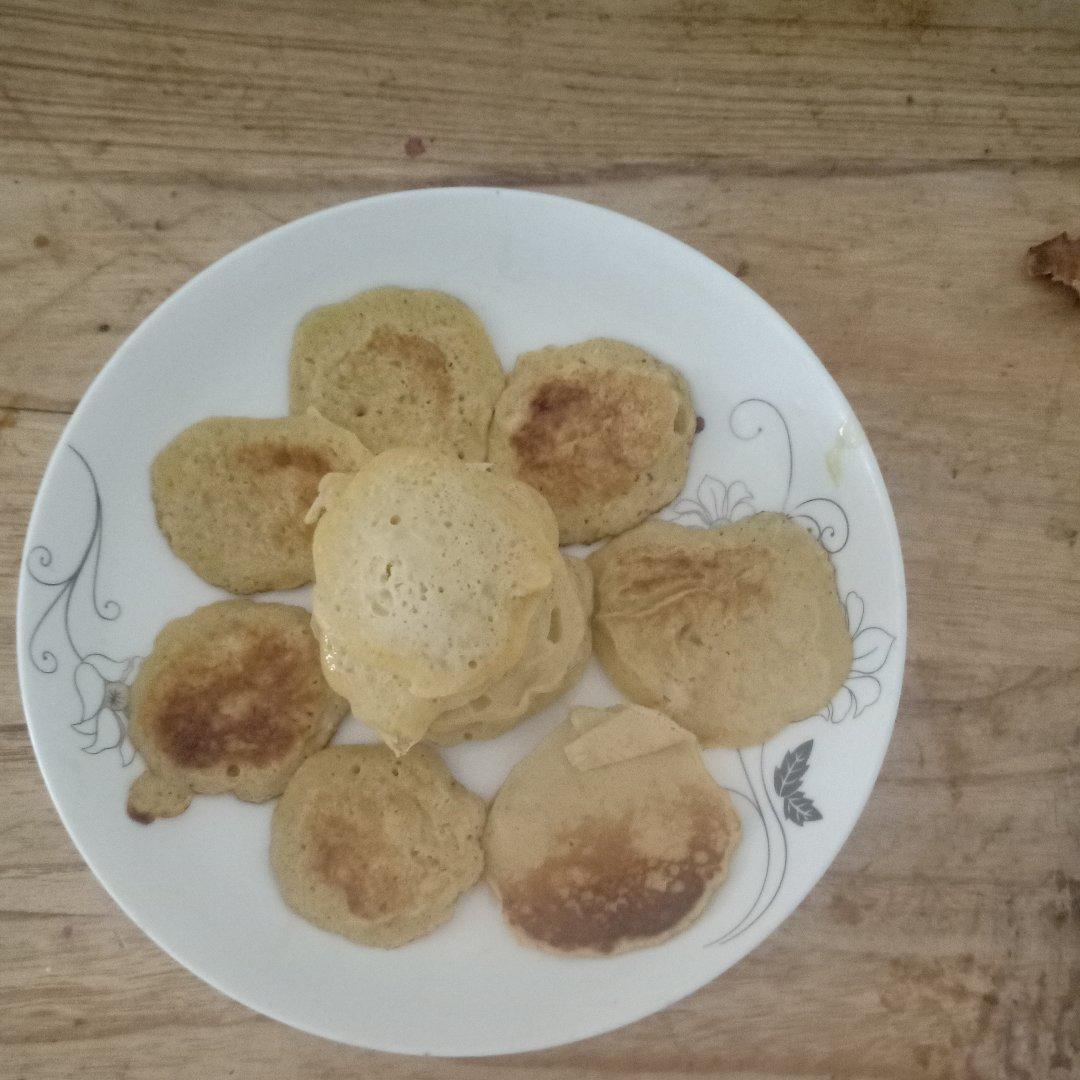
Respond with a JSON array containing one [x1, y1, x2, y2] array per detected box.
[[427, 556, 594, 745], [310, 623, 457, 757], [589, 513, 853, 747], [126, 601, 348, 823], [484, 705, 741, 955], [151, 412, 371, 594], [487, 339, 696, 543], [311, 449, 555, 697], [308, 450, 559, 753], [289, 287, 504, 461], [270, 744, 485, 948]]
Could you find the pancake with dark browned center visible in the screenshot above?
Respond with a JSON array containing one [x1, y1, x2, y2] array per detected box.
[[126, 600, 349, 823], [487, 339, 695, 543], [270, 744, 485, 947], [289, 287, 505, 461], [151, 412, 370, 594], [484, 704, 740, 955], [588, 513, 853, 747]]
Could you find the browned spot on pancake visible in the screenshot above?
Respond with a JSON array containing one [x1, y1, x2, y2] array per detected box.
[[127, 804, 155, 825], [149, 630, 316, 770], [510, 375, 672, 504], [309, 808, 417, 919], [366, 325, 452, 403], [600, 545, 774, 621], [324, 325, 455, 435], [233, 442, 333, 519], [235, 442, 332, 476], [125, 770, 192, 824], [501, 803, 734, 952]]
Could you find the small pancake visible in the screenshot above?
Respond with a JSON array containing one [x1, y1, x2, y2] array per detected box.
[[270, 744, 485, 948], [152, 412, 371, 594], [289, 287, 505, 461], [588, 513, 853, 747], [426, 556, 593, 745], [126, 600, 349, 823], [484, 704, 740, 955], [309, 450, 560, 753], [487, 339, 696, 543]]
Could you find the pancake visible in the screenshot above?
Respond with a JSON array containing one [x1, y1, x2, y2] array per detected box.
[[270, 744, 485, 948], [311, 449, 556, 696], [126, 600, 349, 823], [487, 339, 696, 543], [308, 449, 559, 753], [588, 513, 853, 747], [483, 704, 741, 955], [427, 556, 593, 745], [289, 287, 505, 461], [151, 411, 371, 594], [308, 629, 455, 759]]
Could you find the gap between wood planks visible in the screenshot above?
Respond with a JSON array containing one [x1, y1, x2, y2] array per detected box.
[[4, 154, 1080, 191]]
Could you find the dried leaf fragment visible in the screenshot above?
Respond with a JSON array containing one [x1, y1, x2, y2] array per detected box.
[[1027, 232, 1080, 298]]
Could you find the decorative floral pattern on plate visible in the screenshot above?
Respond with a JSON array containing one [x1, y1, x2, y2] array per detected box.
[[667, 399, 896, 947], [25, 446, 138, 765], [821, 592, 896, 724], [708, 738, 823, 948]]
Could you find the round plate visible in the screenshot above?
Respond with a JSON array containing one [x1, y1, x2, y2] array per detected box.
[[17, 188, 905, 1056]]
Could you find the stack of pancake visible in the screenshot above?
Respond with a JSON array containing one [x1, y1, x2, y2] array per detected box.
[[126, 284, 855, 955], [305, 447, 592, 754]]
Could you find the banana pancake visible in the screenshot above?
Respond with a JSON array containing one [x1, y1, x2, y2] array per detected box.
[[588, 513, 852, 746], [126, 600, 348, 823], [308, 450, 559, 753], [271, 744, 485, 948], [487, 339, 695, 543], [427, 556, 593, 745], [289, 287, 504, 461], [484, 704, 741, 955], [151, 411, 370, 594]]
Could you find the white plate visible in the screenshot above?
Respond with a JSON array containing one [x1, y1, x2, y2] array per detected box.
[[17, 188, 905, 1056]]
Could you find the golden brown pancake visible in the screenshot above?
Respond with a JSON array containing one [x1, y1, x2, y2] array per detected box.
[[588, 513, 853, 747], [307, 449, 559, 753], [270, 744, 485, 948], [483, 704, 741, 955], [487, 339, 695, 543], [151, 412, 371, 594], [126, 600, 349, 823], [289, 287, 505, 461]]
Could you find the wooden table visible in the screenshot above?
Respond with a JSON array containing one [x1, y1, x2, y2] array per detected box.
[[2, 3, 1078, 1077]]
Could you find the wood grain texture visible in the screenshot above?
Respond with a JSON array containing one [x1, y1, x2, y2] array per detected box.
[[1, 1, 1078, 1078]]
